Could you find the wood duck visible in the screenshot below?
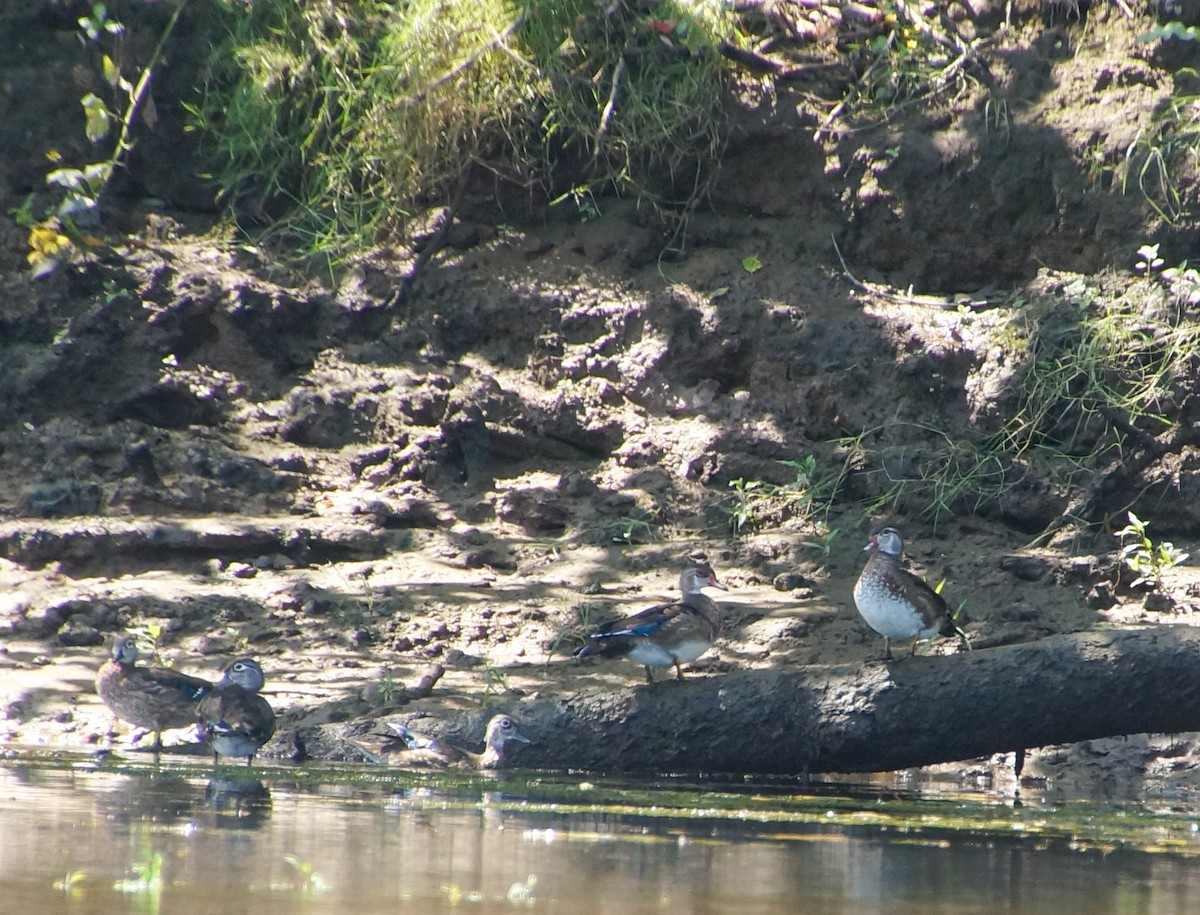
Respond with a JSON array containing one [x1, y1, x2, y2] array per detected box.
[[853, 526, 955, 660], [197, 658, 276, 766], [345, 714, 529, 770], [95, 634, 212, 752], [574, 558, 728, 682]]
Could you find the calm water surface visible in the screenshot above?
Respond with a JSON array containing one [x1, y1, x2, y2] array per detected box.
[[3, 752, 1200, 914]]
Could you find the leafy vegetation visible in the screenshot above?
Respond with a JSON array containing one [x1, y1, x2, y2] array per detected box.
[[1116, 511, 1189, 590], [19, 1, 186, 277], [726, 456, 838, 535]]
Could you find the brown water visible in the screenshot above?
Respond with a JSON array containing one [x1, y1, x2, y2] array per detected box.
[[3, 753, 1200, 914]]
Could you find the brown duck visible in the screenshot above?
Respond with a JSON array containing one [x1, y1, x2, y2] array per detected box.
[[574, 558, 728, 682], [345, 714, 530, 770], [95, 634, 212, 752], [197, 658, 276, 766], [853, 526, 955, 660]]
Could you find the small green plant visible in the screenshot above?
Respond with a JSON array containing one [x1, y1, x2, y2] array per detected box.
[[545, 602, 600, 662], [607, 509, 661, 546], [1162, 260, 1200, 305], [378, 671, 397, 706], [1134, 242, 1165, 275], [552, 186, 601, 221], [726, 456, 839, 534], [801, 528, 840, 558], [281, 855, 331, 895], [113, 850, 163, 896], [1116, 511, 1189, 590], [27, 2, 187, 277], [1140, 243, 1200, 305], [224, 626, 251, 654], [480, 666, 513, 706], [726, 477, 763, 534]]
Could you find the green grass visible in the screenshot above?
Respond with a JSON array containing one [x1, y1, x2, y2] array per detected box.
[[190, 0, 736, 264], [1125, 83, 1200, 224]]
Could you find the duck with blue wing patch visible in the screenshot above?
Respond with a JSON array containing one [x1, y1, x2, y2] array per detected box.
[[575, 557, 728, 682]]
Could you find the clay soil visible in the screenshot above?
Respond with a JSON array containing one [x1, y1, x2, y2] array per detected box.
[[4, 1, 1200, 788]]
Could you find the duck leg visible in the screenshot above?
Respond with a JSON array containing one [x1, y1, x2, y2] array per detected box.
[[883, 637, 894, 661], [673, 661, 685, 681]]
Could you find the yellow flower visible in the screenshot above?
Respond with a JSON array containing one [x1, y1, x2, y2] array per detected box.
[[28, 224, 71, 258]]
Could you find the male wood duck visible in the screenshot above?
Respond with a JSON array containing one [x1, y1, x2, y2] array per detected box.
[[95, 634, 212, 752], [853, 526, 955, 660], [197, 658, 276, 766], [345, 714, 529, 770], [574, 558, 728, 682]]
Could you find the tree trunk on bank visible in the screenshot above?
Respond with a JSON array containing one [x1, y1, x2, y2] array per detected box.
[[481, 627, 1200, 775]]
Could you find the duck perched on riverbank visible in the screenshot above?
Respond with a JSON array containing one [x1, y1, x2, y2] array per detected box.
[[95, 634, 212, 752], [198, 658, 276, 766]]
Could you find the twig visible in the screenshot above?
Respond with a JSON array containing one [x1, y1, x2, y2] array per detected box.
[[593, 55, 627, 161], [404, 663, 445, 700], [99, 0, 189, 199]]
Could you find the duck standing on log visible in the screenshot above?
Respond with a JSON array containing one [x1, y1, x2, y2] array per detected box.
[[575, 556, 728, 682], [853, 526, 956, 660]]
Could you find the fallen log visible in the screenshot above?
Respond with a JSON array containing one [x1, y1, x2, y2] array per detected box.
[[480, 627, 1200, 775]]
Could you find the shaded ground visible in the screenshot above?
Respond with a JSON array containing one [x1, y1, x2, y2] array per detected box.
[[3, 2, 1200, 785]]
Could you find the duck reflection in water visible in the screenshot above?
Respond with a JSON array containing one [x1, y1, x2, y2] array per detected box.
[[205, 777, 273, 830]]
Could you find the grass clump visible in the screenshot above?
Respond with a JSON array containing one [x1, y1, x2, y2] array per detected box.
[[192, 0, 736, 262], [520, 0, 732, 221], [836, 270, 1200, 527], [725, 456, 840, 536], [1124, 79, 1200, 225], [995, 280, 1200, 482], [835, 423, 1016, 528]]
